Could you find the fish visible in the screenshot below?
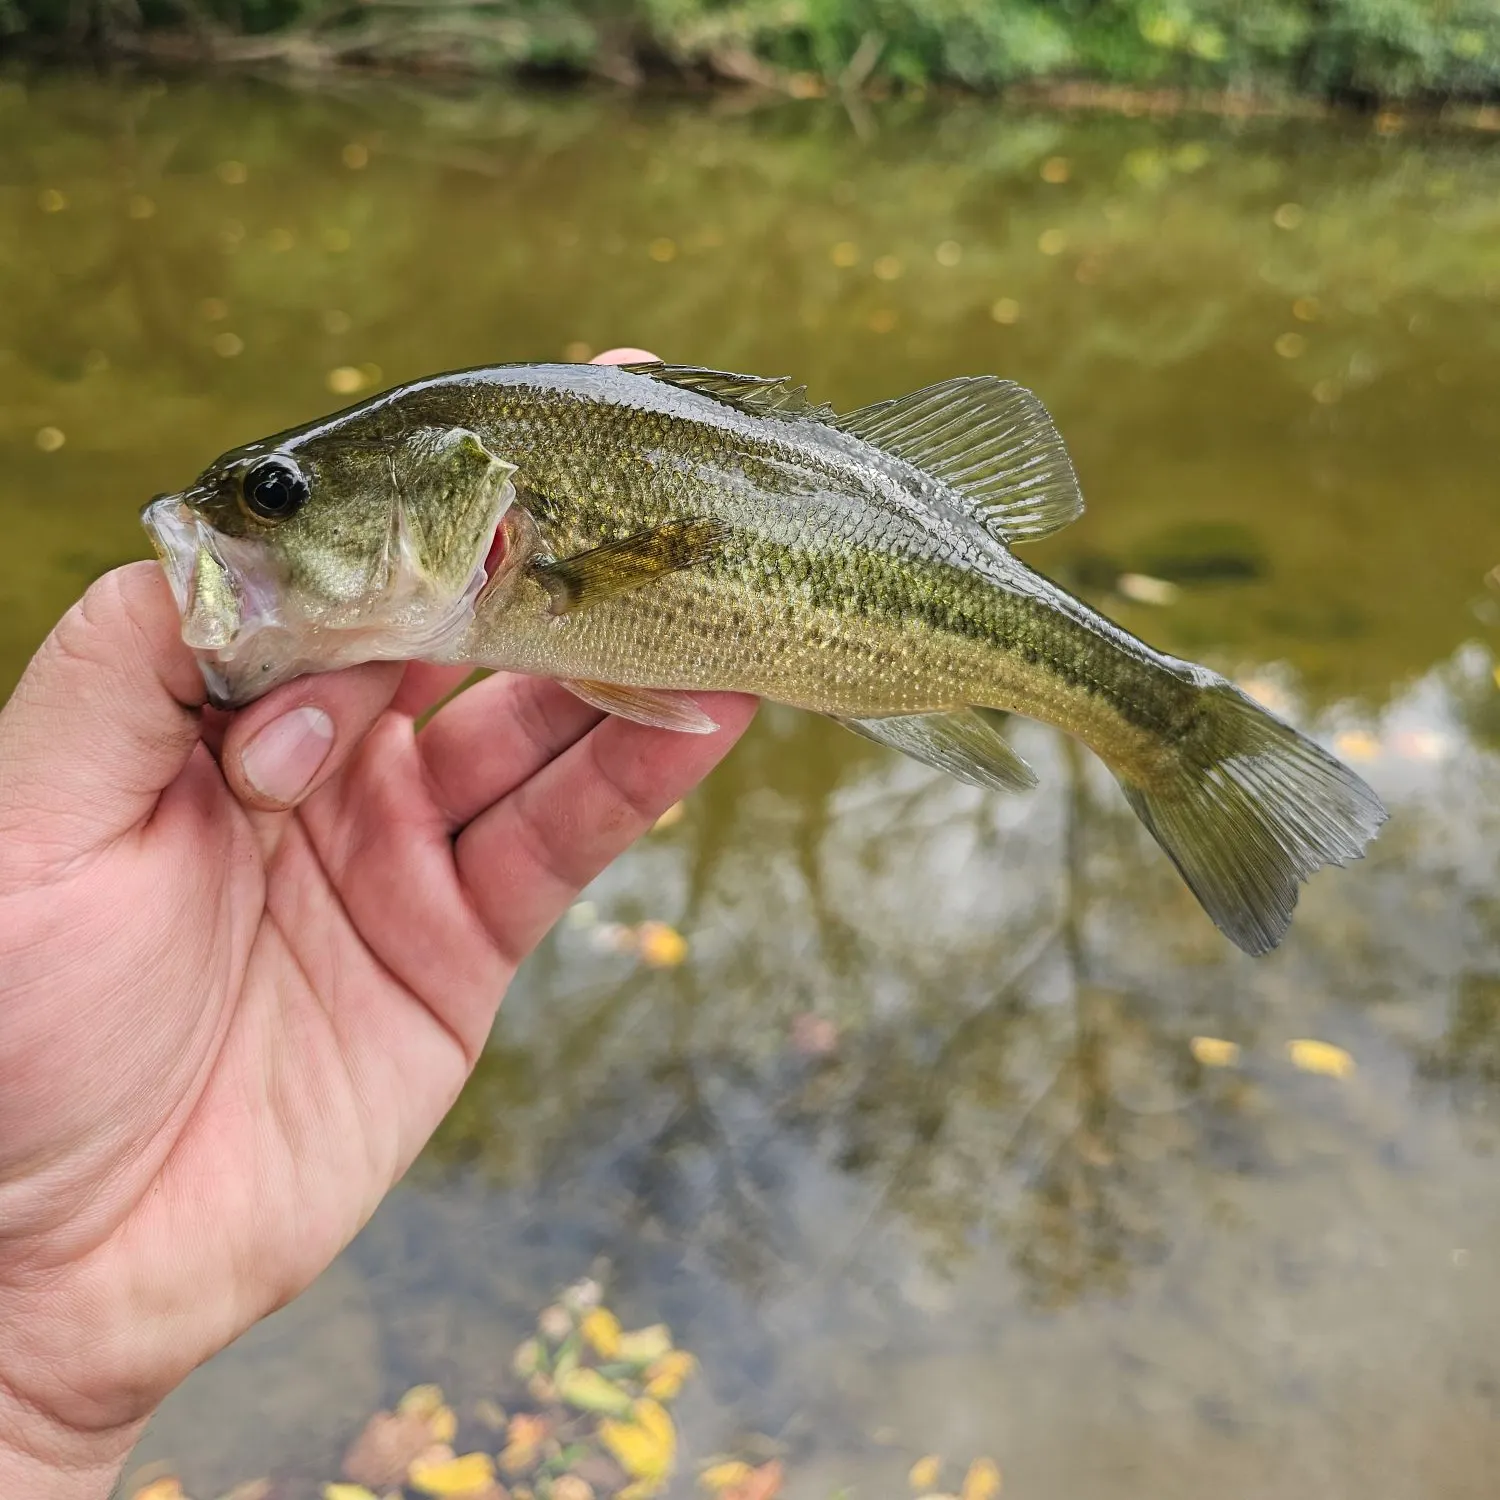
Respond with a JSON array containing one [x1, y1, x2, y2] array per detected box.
[[141, 360, 1387, 955]]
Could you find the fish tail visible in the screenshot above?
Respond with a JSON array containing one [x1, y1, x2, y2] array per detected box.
[[1111, 676, 1387, 956]]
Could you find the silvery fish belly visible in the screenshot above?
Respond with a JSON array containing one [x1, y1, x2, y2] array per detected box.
[[142, 360, 1386, 956]]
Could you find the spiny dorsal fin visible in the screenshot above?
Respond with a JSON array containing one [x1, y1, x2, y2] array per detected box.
[[619, 361, 835, 422], [834, 377, 1084, 544]]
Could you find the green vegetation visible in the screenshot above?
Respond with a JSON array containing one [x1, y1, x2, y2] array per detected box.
[[4, 0, 1500, 102]]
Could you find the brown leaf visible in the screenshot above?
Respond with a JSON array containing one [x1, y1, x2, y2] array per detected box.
[[343, 1410, 438, 1488], [723, 1461, 784, 1500]]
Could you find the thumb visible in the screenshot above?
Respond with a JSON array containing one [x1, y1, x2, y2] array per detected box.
[[0, 562, 206, 867]]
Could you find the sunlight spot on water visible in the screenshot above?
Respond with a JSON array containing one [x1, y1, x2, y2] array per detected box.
[[1273, 201, 1304, 230], [830, 240, 859, 267], [934, 240, 962, 266], [342, 142, 369, 169], [127, 194, 155, 220], [1041, 155, 1070, 183], [1292, 297, 1320, 322], [266, 227, 296, 252], [648, 237, 678, 263], [322, 308, 351, 335], [38, 187, 66, 213], [1312, 378, 1342, 404], [215, 159, 247, 185], [873, 254, 903, 280], [1274, 331, 1306, 358], [1038, 228, 1067, 255], [989, 297, 1020, 325], [212, 332, 244, 358], [867, 308, 898, 333], [34, 426, 64, 453]]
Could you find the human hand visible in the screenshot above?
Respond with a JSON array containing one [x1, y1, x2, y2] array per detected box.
[[0, 350, 755, 1494]]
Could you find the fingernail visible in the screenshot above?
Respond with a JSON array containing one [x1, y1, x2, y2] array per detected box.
[[240, 705, 335, 804]]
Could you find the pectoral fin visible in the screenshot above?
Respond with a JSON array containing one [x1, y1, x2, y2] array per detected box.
[[562, 679, 721, 734], [836, 708, 1037, 792], [531, 518, 729, 616]]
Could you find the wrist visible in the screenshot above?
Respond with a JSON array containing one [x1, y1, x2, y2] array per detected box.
[[0, 1376, 139, 1500]]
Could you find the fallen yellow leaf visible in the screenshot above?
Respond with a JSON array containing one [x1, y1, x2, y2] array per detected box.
[[653, 802, 685, 830], [398, 1384, 447, 1421], [581, 1306, 624, 1359], [637, 921, 688, 968], [724, 1461, 783, 1500], [135, 1483, 186, 1500], [600, 1398, 676, 1486], [1190, 1035, 1240, 1068], [553, 1477, 595, 1500], [960, 1457, 1002, 1500], [1493, 664, 1500, 690], [1333, 729, 1381, 763], [323, 1487, 378, 1500], [559, 1365, 635, 1416], [499, 1412, 550, 1474], [700, 1462, 754, 1492], [1288, 1038, 1355, 1079], [909, 1456, 944, 1492], [618, 1324, 675, 1365], [408, 1452, 497, 1497], [429, 1405, 458, 1444], [644, 1348, 697, 1400]]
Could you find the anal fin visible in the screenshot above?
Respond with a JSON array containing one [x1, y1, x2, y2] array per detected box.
[[562, 679, 720, 734], [835, 708, 1037, 792]]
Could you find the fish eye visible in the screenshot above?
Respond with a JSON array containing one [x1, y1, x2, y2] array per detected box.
[[240, 455, 309, 522]]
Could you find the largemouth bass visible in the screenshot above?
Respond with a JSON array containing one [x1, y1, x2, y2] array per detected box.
[[142, 360, 1385, 955]]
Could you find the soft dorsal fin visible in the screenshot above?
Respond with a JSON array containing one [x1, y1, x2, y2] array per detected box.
[[619, 361, 835, 422], [834, 377, 1084, 544]]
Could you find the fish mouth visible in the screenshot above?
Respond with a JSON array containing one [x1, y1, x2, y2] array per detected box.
[[141, 493, 288, 707]]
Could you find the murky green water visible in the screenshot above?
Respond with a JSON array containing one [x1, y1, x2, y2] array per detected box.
[[4, 69, 1500, 1500]]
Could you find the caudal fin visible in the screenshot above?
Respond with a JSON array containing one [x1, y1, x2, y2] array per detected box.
[[1114, 681, 1387, 956]]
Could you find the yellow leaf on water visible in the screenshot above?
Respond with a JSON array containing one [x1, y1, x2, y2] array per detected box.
[[500, 1412, 550, 1474], [407, 1451, 497, 1497], [600, 1399, 676, 1485], [1190, 1035, 1240, 1068], [960, 1457, 1002, 1500], [618, 1324, 675, 1365], [653, 802, 685, 830], [559, 1365, 636, 1416], [323, 1487, 378, 1500], [1288, 1038, 1356, 1079], [1333, 729, 1381, 763], [398, 1385, 447, 1421], [700, 1462, 754, 1492], [135, 1482, 186, 1500], [581, 1306, 624, 1359], [908, 1456, 944, 1492], [637, 921, 688, 968], [644, 1347, 697, 1401]]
